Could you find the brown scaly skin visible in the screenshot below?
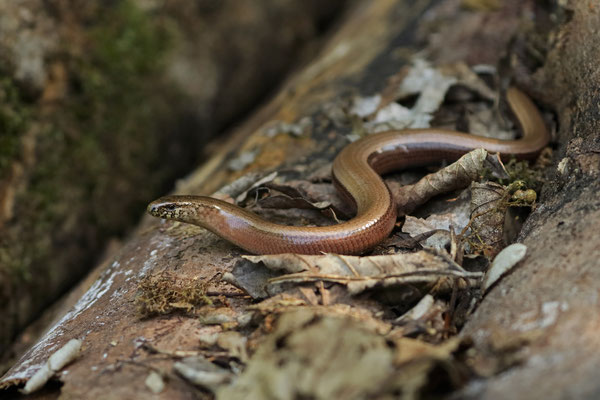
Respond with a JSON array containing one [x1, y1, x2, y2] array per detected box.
[[148, 88, 549, 255]]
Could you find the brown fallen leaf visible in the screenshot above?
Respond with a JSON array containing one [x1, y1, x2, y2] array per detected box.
[[262, 180, 353, 218], [243, 251, 482, 295], [174, 356, 235, 393], [215, 310, 394, 399], [466, 102, 515, 141], [249, 302, 393, 336], [481, 243, 527, 292], [233, 171, 278, 204], [393, 294, 436, 324], [382, 230, 440, 252], [392, 149, 505, 215], [439, 62, 497, 101], [388, 295, 449, 341], [217, 310, 472, 400], [401, 210, 469, 252]]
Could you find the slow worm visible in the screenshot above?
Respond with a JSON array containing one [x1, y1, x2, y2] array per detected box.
[[148, 87, 549, 255]]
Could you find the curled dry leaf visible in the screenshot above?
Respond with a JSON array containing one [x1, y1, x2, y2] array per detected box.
[[440, 62, 497, 101], [174, 356, 235, 393], [394, 294, 435, 324], [481, 243, 527, 292], [394, 188, 471, 253], [216, 331, 249, 363], [243, 251, 482, 295], [466, 103, 516, 141], [393, 148, 492, 215], [249, 301, 393, 336], [239, 178, 353, 221], [366, 61, 496, 133], [258, 181, 351, 219], [233, 171, 278, 204], [389, 296, 449, 340]]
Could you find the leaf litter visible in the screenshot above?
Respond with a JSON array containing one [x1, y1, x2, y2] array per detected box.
[[163, 65, 548, 398], [158, 69, 547, 397], [12, 62, 550, 398]]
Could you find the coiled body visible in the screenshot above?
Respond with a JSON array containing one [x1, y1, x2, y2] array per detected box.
[[148, 88, 549, 255]]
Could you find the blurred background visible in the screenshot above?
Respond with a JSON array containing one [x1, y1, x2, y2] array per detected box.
[[0, 0, 348, 370]]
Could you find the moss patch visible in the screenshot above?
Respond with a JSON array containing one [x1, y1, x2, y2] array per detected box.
[[136, 272, 213, 317], [0, 0, 181, 352], [0, 76, 28, 181], [68, 1, 172, 230]]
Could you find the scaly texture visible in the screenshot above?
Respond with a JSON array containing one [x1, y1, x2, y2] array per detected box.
[[148, 88, 549, 255]]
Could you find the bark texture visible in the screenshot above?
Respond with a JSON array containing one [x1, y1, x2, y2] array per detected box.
[[457, 1, 600, 398], [0, 0, 346, 358], [2, 0, 599, 399]]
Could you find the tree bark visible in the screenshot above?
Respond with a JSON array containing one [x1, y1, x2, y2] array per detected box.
[[3, 0, 599, 399], [0, 0, 346, 360], [457, 1, 600, 398]]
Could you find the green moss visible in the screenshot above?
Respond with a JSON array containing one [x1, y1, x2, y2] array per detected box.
[[0, 0, 183, 354], [0, 75, 32, 288], [68, 0, 172, 232], [497, 158, 545, 191], [75, 1, 170, 118], [1, 0, 173, 300], [0, 76, 28, 180]]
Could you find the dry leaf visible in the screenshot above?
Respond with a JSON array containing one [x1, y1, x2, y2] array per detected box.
[[364, 59, 458, 131], [383, 230, 439, 252], [380, 337, 468, 398], [217, 310, 471, 400], [258, 190, 337, 217], [394, 294, 435, 324], [440, 62, 496, 101], [481, 243, 527, 292], [234, 171, 278, 204], [175, 356, 234, 393], [393, 149, 492, 215], [243, 251, 481, 295], [466, 104, 515, 140], [225, 259, 283, 299], [389, 297, 448, 340], [216, 332, 249, 362], [216, 310, 395, 400]]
